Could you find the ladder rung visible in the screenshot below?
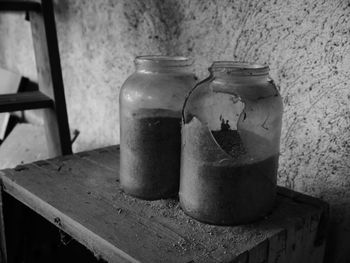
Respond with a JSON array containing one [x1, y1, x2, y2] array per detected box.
[[0, 0, 41, 12], [0, 91, 53, 113]]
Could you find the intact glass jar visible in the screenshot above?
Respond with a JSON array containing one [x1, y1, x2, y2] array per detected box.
[[120, 56, 196, 200], [180, 62, 283, 225]]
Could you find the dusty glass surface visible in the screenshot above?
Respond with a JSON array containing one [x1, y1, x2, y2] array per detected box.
[[180, 62, 283, 225], [120, 56, 197, 200]]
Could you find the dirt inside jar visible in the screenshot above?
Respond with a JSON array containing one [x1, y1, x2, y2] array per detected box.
[[120, 109, 181, 200], [180, 117, 278, 225], [211, 117, 246, 158], [211, 129, 246, 158], [180, 154, 278, 225]]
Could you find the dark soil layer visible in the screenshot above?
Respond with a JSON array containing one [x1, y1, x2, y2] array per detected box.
[[180, 154, 278, 225], [180, 117, 279, 225], [211, 130, 246, 158], [120, 111, 181, 200]]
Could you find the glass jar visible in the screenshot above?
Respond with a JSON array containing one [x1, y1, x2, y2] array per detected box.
[[180, 62, 283, 225], [119, 56, 197, 200]]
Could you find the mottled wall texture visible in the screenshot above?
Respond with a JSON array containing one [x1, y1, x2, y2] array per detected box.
[[0, 0, 349, 262]]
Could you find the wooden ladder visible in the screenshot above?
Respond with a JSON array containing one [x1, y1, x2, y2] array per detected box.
[[0, 0, 72, 157]]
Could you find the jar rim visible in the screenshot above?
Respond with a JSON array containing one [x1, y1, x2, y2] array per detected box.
[[135, 55, 192, 68], [210, 61, 269, 75]]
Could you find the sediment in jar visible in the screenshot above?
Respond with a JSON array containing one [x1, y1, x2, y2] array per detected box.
[[180, 117, 278, 225], [120, 108, 181, 200], [180, 154, 278, 225], [211, 129, 246, 159]]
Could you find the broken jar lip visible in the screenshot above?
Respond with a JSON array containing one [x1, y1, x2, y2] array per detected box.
[[210, 61, 269, 76], [135, 55, 193, 69]]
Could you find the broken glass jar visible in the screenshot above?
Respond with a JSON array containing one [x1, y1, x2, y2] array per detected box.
[[120, 56, 196, 200], [180, 62, 283, 225]]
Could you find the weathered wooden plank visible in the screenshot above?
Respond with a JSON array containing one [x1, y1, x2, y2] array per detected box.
[[267, 230, 287, 263], [42, 153, 293, 259], [29, 0, 72, 157], [0, 0, 41, 12], [1, 164, 202, 262], [0, 171, 137, 263], [0, 147, 327, 263], [0, 0, 72, 156], [75, 146, 120, 173], [37, 155, 214, 262], [248, 240, 268, 263], [0, 91, 53, 113]]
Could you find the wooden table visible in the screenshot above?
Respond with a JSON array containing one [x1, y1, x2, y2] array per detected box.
[[0, 146, 328, 263]]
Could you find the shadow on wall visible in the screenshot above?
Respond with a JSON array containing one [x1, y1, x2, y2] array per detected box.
[[53, 0, 70, 22]]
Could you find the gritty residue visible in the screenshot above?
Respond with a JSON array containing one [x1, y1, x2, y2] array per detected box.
[[112, 189, 275, 261]]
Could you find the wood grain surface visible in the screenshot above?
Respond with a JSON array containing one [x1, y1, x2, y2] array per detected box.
[[0, 146, 327, 262]]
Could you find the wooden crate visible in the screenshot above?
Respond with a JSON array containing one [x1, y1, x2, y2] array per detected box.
[[0, 146, 328, 263]]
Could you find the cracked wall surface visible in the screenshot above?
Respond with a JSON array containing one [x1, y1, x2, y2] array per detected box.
[[0, 0, 349, 261]]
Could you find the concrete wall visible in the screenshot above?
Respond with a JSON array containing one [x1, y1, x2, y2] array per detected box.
[[0, 0, 349, 261]]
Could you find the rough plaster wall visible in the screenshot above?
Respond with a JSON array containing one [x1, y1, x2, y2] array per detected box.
[[54, 0, 194, 150], [0, 13, 36, 80], [0, 0, 349, 262]]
